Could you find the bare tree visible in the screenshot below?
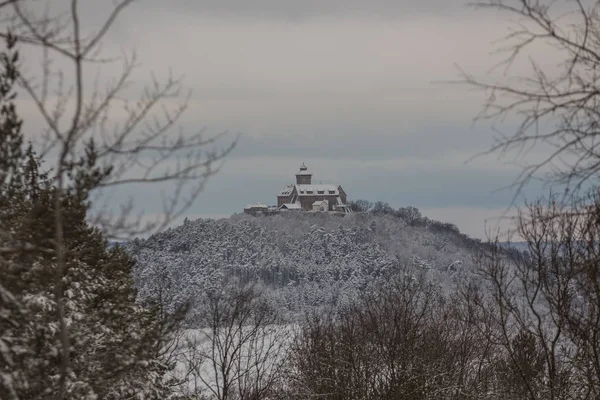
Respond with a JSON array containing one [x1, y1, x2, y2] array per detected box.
[[463, 0, 600, 198], [286, 273, 482, 400], [460, 3, 600, 395], [180, 283, 288, 400], [464, 193, 600, 399], [4, 0, 236, 238]]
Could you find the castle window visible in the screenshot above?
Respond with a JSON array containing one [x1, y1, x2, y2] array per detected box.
[[318, 190, 324, 194], [329, 190, 335, 194], [307, 190, 313, 194]]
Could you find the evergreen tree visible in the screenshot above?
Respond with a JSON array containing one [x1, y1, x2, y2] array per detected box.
[[0, 38, 180, 400]]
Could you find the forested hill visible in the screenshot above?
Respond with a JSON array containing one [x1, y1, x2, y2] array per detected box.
[[127, 210, 495, 319]]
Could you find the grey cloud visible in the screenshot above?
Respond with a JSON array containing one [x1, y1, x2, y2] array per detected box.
[[137, 0, 465, 20], [230, 123, 495, 161]]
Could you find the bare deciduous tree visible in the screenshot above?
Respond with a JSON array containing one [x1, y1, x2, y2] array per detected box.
[[180, 283, 288, 400], [287, 273, 483, 400], [460, 3, 600, 395], [5, 0, 236, 238], [464, 0, 600, 197], [466, 193, 600, 399]]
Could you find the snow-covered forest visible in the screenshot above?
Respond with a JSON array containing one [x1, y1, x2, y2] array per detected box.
[[128, 210, 489, 319]]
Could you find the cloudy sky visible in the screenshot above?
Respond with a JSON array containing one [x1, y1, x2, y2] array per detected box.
[[21, 0, 566, 239]]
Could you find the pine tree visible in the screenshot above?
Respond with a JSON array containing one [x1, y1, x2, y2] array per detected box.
[[0, 37, 180, 400]]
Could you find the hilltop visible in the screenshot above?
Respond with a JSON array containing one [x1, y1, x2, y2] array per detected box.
[[127, 207, 503, 320]]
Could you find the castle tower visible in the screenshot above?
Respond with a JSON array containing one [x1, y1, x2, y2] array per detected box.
[[295, 163, 312, 185]]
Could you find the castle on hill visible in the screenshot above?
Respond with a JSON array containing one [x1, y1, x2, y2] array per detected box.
[[244, 164, 351, 215], [277, 163, 348, 211]]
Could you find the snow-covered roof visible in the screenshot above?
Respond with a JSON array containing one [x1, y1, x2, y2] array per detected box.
[[278, 185, 294, 196], [280, 203, 302, 210], [296, 162, 312, 176], [296, 184, 339, 196], [312, 200, 329, 206], [244, 203, 268, 210], [278, 184, 341, 197]]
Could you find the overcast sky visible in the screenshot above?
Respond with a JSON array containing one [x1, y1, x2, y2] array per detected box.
[[21, 0, 567, 239]]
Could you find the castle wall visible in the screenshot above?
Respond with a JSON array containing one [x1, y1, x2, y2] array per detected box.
[[298, 195, 340, 211], [277, 196, 291, 208], [296, 175, 312, 185]]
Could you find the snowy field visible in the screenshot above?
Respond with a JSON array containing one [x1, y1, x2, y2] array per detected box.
[[168, 325, 295, 399]]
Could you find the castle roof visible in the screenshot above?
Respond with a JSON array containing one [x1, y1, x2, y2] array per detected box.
[[278, 184, 341, 197], [296, 184, 339, 196], [280, 203, 302, 210], [295, 162, 312, 176], [244, 202, 268, 210], [278, 185, 294, 196]]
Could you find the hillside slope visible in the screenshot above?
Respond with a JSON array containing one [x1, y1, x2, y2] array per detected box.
[[127, 212, 491, 319]]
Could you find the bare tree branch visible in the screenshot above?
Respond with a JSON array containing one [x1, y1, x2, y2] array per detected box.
[[463, 0, 600, 200]]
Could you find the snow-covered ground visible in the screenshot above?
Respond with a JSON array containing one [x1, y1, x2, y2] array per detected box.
[[168, 325, 295, 398]]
